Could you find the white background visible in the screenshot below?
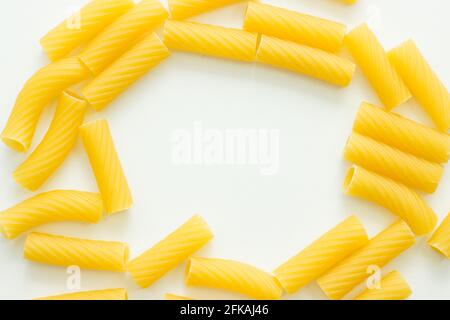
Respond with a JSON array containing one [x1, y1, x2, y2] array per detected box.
[[0, 0, 448, 300]]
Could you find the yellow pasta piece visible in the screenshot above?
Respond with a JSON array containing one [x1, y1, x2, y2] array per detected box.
[[79, 0, 168, 75], [317, 220, 415, 300], [388, 40, 450, 132], [186, 257, 283, 300], [128, 215, 213, 288], [82, 33, 170, 111], [344, 133, 444, 193], [341, 0, 357, 4], [353, 102, 450, 164], [256, 35, 355, 87], [344, 166, 437, 235], [244, 2, 346, 52], [274, 215, 368, 294], [36, 288, 128, 300], [163, 20, 258, 62], [165, 293, 193, 300], [169, 0, 241, 20], [1, 57, 88, 152], [345, 24, 411, 109], [428, 212, 450, 258], [354, 270, 412, 300], [0, 190, 102, 240], [13, 91, 87, 191], [24, 232, 129, 272], [40, 0, 134, 61], [80, 119, 133, 214]]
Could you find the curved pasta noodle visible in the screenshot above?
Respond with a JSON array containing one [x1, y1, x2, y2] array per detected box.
[[0, 190, 102, 240], [317, 220, 415, 300], [244, 2, 346, 52], [80, 119, 133, 214], [1, 57, 88, 152], [345, 24, 411, 109], [165, 293, 193, 300], [13, 91, 87, 191], [428, 212, 450, 258], [163, 20, 258, 62], [354, 270, 412, 300], [388, 40, 450, 132], [24, 232, 129, 272], [128, 215, 213, 288], [40, 0, 134, 61], [36, 288, 128, 300], [82, 33, 170, 111], [344, 166, 437, 235], [169, 0, 241, 20], [79, 0, 168, 75], [257, 35, 355, 87], [344, 133, 444, 193], [274, 215, 368, 294], [186, 257, 283, 300], [353, 102, 450, 163]]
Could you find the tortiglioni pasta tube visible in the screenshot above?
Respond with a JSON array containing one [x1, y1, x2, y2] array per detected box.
[[128, 215, 213, 288], [163, 20, 258, 62], [186, 257, 283, 300], [388, 39, 450, 132], [344, 166, 437, 235], [169, 0, 241, 20], [13, 91, 87, 191], [256, 35, 355, 87], [354, 270, 412, 300], [80, 119, 133, 214], [82, 33, 170, 111], [428, 212, 450, 258], [317, 220, 415, 300], [244, 2, 346, 52], [40, 0, 134, 61], [1, 57, 88, 152], [274, 215, 368, 294], [24, 232, 129, 272], [36, 288, 128, 300], [0, 190, 102, 240], [344, 133, 444, 193], [352, 102, 450, 163], [345, 24, 411, 109], [79, 0, 168, 75]]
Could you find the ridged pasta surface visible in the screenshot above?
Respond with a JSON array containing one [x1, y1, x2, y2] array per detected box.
[[24, 232, 129, 272], [317, 220, 415, 300], [344, 133, 444, 193], [428, 212, 450, 258], [1, 57, 88, 152], [169, 0, 240, 19], [165, 293, 193, 300], [244, 2, 346, 52], [80, 119, 133, 214], [79, 0, 168, 75], [13, 91, 87, 191], [40, 0, 134, 61], [345, 24, 411, 109], [257, 35, 355, 87], [186, 257, 283, 300], [274, 215, 368, 294], [353, 102, 450, 164], [354, 270, 412, 300], [164, 20, 258, 62], [128, 215, 213, 288], [388, 40, 450, 132], [344, 166, 437, 235], [0, 190, 102, 240], [82, 33, 170, 111], [37, 288, 127, 300]]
